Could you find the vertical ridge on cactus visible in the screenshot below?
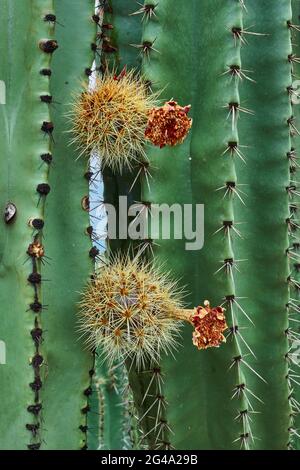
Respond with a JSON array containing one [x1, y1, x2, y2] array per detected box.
[[41, 0, 97, 450], [289, 0, 300, 449], [0, 0, 56, 449], [235, 0, 294, 449], [124, 0, 255, 450]]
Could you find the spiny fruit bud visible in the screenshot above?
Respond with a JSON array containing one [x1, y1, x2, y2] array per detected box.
[[145, 100, 192, 148], [78, 256, 184, 367], [191, 301, 227, 350], [69, 70, 159, 173]]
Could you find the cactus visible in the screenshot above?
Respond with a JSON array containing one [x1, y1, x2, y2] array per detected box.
[[70, 69, 158, 172], [234, 0, 293, 449], [41, 0, 97, 450], [0, 0, 97, 450], [91, 0, 300, 450], [289, 0, 300, 448], [88, 361, 139, 450], [0, 0, 56, 449], [2, 0, 300, 452]]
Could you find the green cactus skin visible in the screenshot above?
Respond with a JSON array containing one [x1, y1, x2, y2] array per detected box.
[[235, 0, 294, 449], [102, 0, 143, 70], [287, 0, 300, 449], [0, 0, 55, 450], [41, 0, 96, 450], [127, 360, 170, 449], [120, 0, 297, 450], [128, 0, 248, 450], [88, 363, 119, 450], [120, 365, 140, 450]]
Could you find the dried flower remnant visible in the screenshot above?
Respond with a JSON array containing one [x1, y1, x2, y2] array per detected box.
[[145, 100, 192, 148], [27, 241, 45, 259], [191, 300, 228, 350]]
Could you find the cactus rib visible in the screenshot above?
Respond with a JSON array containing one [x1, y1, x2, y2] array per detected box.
[[0, 0, 56, 450], [41, 0, 96, 450]]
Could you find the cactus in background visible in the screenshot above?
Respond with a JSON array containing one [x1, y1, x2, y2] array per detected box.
[[100, 0, 146, 254], [83, 1, 145, 450], [89, 361, 139, 450], [87, 1, 152, 451], [94, 1, 168, 449]]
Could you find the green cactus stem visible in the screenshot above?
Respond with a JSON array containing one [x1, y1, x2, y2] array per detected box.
[[0, 0, 56, 450], [2, 0, 300, 452], [99, 2, 167, 448], [235, 0, 293, 449], [89, 363, 129, 450], [122, 0, 296, 450], [126, 0, 248, 450], [290, 0, 300, 449], [41, 0, 96, 450]]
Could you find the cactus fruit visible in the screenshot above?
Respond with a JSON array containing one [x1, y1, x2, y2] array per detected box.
[[70, 69, 158, 172], [191, 302, 227, 350], [79, 256, 229, 367], [79, 256, 184, 367]]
